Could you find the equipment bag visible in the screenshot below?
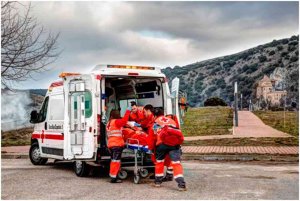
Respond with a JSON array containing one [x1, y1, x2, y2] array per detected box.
[[160, 126, 184, 146]]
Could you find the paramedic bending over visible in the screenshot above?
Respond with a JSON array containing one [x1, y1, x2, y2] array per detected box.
[[106, 107, 131, 183]]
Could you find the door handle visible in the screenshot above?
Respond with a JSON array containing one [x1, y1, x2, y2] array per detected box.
[[45, 122, 47, 130]]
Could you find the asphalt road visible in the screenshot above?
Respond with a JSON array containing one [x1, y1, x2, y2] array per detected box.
[[1, 159, 299, 200]]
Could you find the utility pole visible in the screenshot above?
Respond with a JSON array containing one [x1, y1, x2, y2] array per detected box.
[[234, 82, 238, 127]]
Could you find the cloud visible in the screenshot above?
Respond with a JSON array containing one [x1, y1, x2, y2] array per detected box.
[[12, 1, 299, 89]]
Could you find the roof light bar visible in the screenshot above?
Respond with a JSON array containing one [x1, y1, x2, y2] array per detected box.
[[59, 72, 81, 78], [107, 65, 155, 70]]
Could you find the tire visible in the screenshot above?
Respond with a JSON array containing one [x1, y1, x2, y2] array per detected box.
[[139, 168, 149, 178], [134, 174, 140, 184], [118, 170, 128, 180], [29, 142, 48, 165], [74, 161, 90, 177]]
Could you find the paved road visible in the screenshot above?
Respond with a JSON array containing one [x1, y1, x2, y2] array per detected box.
[[1, 159, 299, 200]]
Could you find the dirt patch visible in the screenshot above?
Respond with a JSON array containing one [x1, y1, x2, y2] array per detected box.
[[242, 175, 276, 179]]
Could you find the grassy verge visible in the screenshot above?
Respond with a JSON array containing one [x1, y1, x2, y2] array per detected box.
[[182, 106, 233, 137], [253, 111, 299, 138], [183, 137, 299, 146], [1, 127, 33, 147]]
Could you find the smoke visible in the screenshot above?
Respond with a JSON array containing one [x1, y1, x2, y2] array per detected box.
[[1, 89, 33, 131]]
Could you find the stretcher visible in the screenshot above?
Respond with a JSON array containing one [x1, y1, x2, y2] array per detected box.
[[118, 138, 154, 184]]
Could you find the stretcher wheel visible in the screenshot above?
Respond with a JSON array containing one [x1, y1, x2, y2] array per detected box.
[[134, 174, 140, 184], [118, 170, 128, 180], [139, 168, 149, 178]]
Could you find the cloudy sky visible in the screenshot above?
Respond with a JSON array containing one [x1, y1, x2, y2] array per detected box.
[[12, 1, 299, 89]]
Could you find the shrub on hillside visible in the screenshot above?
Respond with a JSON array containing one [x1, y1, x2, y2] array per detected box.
[[281, 52, 288, 57], [277, 45, 283, 51], [290, 56, 298, 63], [258, 55, 267, 62], [281, 39, 289, 44], [269, 50, 275, 56], [204, 97, 227, 106], [288, 45, 297, 52]]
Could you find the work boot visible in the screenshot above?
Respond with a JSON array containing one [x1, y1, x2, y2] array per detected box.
[[162, 173, 173, 182], [110, 178, 122, 183], [178, 183, 187, 191], [152, 182, 161, 187]]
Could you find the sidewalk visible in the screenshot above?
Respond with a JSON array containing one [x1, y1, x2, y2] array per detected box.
[[2, 145, 298, 155], [185, 111, 292, 141]]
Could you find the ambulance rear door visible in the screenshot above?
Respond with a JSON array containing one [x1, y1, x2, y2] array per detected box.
[[63, 74, 98, 160], [168, 77, 181, 127]]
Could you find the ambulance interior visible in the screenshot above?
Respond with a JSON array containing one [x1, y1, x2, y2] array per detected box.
[[99, 77, 165, 149], [104, 77, 164, 120]]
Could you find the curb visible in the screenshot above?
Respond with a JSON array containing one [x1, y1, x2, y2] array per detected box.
[[2, 153, 299, 162], [182, 153, 299, 162]]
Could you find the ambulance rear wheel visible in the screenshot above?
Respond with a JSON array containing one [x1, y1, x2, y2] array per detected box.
[[74, 161, 90, 177], [29, 142, 48, 165]]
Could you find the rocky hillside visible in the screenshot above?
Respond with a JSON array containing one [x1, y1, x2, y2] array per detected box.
[[162, 35, 299, 107]]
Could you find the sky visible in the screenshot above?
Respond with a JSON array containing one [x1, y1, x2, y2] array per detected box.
[[9, 1, 299, 89]]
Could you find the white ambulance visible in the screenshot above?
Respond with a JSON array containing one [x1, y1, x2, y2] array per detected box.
[[29, 64, 180, 177]]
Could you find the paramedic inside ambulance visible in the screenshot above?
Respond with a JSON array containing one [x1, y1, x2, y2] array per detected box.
[[129, 101, 154, 133]]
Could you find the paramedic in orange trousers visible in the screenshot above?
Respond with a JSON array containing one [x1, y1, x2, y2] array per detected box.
[[106, 107, 131, 183], [143, 105, 186, 191]]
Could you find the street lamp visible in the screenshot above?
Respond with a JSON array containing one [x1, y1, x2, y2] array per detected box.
[[234, 82, 238, 127]]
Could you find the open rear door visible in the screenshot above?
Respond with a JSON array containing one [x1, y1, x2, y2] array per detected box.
[[170, 77, 182, 127], [63, 74, 97, 160]]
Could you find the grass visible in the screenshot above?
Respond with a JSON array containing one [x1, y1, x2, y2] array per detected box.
[[183, 137, 299, 146], [1, 127, 33, 147], [253, 111, 299, 138], [181, 106, 233, 137]]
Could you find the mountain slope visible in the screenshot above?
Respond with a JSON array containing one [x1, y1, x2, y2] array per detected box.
[[162, 35, 299, 107]]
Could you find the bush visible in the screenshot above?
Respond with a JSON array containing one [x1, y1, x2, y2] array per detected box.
[[290, 35, 299, 41], [258, 55, 267, 62], [269, 50, 275, 56], [281, 39, 289, 44], [204, 97, 227, 106], [288, 45, 297, 52], [277, 45, 283, 51], [290, 56, 298, 62], [281, 52, 288, 57]]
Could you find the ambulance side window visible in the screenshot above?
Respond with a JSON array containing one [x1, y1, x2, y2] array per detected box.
[[49, 95, 64, 120], [38, 96, 49, 122]]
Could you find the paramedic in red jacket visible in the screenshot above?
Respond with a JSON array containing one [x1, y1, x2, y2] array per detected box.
[[106, 107, 131, 183], [143, 105, 187, 191], [129, 101, 154, 132]]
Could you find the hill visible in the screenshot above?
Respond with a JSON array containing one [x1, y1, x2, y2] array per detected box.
[[162, 35, 299, 107]]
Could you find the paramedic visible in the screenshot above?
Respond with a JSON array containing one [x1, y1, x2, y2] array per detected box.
[[129, 101, 143, 124], [143, 105, 187, 191], [106, 107, 131, 183], [130, 101, 154, 132]]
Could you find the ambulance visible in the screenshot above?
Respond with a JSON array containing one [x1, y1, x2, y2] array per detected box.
[[29, 64, 180, 177]]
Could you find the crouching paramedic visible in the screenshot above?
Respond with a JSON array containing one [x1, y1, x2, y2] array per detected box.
[[106, 107, 131, 183], [144, 105, 187, 191]]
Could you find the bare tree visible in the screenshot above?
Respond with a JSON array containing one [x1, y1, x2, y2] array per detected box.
[[1, 1, 61, 87]]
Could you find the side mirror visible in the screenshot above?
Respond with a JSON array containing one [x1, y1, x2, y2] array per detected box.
[[30, 110, 39, 123]]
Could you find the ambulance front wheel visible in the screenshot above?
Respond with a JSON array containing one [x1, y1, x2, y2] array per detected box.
[[29, 142, 48, 165], [74, 161, 90, 177]]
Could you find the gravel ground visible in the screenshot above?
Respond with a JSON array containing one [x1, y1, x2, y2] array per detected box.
[[1, 159, 299, 200]]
